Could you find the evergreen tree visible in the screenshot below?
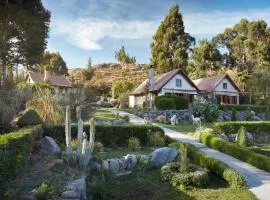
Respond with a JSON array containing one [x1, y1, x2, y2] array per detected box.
[[87, 57, 92, 70], [150, 5, 195, 74], [115, 46, 136, 65]]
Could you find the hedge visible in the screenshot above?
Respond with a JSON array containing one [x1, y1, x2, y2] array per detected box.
[[213, 121, 270, 135], [218, 104, 268, 112], [155, 95, 189, 110], [43, 124, 172, 147], [0, 125, 43, 196], [200, 130, 270, 172], [169, 141, 245, 188]]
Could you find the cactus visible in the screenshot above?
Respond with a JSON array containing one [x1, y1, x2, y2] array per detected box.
[[76, 106, 83, 153], [88, 118, 95, 155], [65, 105, 72, 152]]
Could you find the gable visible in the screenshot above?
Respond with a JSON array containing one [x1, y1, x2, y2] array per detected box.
[[214, 77, 239, 93], [162, 73, 197, 91]]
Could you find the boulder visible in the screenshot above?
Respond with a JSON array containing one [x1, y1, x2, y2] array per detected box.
[[215, 134, 229, 141], [228, 134, 237, 142], [123, 154, 137, 170], [252, 116, 262, 121], [150, 147, 179, 167], [65, 177, 86, 199], [108, 158, 120, 174], [40, 136, 60, 155], [246, 132, 255, 145], [61, 190, 80, 199], [111, 119, 127, 125]]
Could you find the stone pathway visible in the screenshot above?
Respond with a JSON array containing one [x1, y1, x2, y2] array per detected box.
[[111, 110, 270, 200]]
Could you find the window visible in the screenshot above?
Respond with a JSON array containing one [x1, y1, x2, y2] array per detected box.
[[176, 79, 182, 87], [223, 83, 227, 89]]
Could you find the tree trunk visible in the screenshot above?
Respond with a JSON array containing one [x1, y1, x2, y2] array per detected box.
[[0, 56, 7, 88]]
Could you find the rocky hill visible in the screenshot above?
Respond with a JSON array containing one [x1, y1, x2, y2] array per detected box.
[[69, 63, 149, 95]]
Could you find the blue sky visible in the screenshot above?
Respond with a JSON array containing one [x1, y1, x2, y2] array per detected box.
[[42, 0, 270, 68]]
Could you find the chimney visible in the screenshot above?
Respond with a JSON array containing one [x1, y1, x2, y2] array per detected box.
[[44, 70, 49, 82], [149, 66, 155, 90]]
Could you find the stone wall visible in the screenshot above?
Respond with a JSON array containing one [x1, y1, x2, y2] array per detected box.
[[143, 109, 190, 122]]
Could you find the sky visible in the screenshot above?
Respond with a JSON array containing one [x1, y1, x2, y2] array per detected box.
[[42, 0, 270, 68]]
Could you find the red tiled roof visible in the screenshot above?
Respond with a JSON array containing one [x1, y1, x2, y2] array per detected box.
[[132, 69, 199, 95], [192, 74, 241, 92], [29, 71, 73, 88]]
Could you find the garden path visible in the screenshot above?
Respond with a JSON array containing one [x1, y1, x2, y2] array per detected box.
[[110, 110, 270, 200]]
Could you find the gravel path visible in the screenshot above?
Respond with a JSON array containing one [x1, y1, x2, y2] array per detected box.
[[111, 110, 270, 200]]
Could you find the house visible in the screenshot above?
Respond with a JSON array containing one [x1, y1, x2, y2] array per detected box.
[[27, 70, 74, 93], [129, 68, 199, 108], [192, 74, 241, 104]]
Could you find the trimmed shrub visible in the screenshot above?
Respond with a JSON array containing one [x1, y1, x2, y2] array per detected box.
[[231, 107, 237, 121], [148, 131, 165, 147], [213, 121, 270, 135], [218, 104, 268, 113], [173, 96, 189, 110], [43, 124, 170, 147], [200, 130, 270, 172], [128, 137, 140, 150], [17, 109, 43, 127], [0, 125, 43, 196], [236, 126, 249, 147], [154, 95, 189, 110], [169, 141, 245, 188], [94, 142, 104, 152]]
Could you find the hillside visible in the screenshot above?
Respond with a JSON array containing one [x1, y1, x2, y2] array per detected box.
[[69, 63, 149, 95]]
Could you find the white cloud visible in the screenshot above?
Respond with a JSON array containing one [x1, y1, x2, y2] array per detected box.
[[50, 7, 270, 50]]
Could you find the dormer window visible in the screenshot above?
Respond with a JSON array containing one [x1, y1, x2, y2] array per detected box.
[[176, 79, 182, 87], [223, 83, 227, 89]]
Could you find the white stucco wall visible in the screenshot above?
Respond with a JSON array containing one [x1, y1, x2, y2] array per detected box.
[[159, 74, 198, 96], [214, 78, 239, 95]]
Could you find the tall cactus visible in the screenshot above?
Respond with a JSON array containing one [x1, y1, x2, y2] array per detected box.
[[76, 106, 83, 153], [88, 117, 95, 156], [65, 105, 72, 152]]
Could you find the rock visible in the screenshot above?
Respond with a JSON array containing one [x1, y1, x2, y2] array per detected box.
[[150, 147, 179, 167], [88, 161, 102, 171], [108, 158, 120, 174], [216, 134, 229, 141], [252, 116, 262, 121], [65, 177, 86, 199], [246, 132, 254, 144], [111, 119, 127, 125], [123, 154, 137, 170], [138, 155, 150, 163], [61, 190, 80, 199], [236, 111, 245, 121], [40, 136, 60, 155], [228, 134, 237, 142], [102, 160, 109, 169]]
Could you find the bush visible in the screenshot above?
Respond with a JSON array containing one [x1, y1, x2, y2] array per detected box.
[[231, 107, 237, 121], [213, 121, 270, 135], [156, 115, 167, 124], [94, 142, 104, 152], [43, 124, 170, 147], [155, 95, 189, 110], [17, 109, 43, 127], [35, 183, 49, 200], [0, 125, 43, 196], [169, 141, 245, 188], [245, 107, 253, 120], [236, 126, 249, 147], [200, 130, 270, 172], [218, 104, 267, 113], [148, 131, 165, 147], [128, 137, 140, 150]]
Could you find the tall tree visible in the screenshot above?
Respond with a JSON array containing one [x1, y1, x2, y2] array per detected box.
[[150, 4, 195, 74], [187, 39, 222, 79], [37, 51, 68, 76], [115, 46, 136, 65], [0, 0, 50, 87], [87, 56, 92, 70]]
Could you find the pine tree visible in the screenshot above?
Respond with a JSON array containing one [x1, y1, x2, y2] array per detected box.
[[150, 5, 195, 74]]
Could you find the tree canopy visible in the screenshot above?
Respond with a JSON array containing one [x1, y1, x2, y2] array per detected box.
[[115, 46, 136, 65], [36, 51, 68, 76], [112, 80, 134, 99], [150, 5, 195, 74], [0, 0, 50, 87]]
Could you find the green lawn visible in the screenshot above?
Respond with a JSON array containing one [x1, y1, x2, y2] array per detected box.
[[163, 122, 213, 134], [94, 109, 116, 121]]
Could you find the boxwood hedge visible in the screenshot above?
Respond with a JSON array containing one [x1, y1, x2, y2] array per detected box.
[[169, 141, 245, 188], [200, 130, 270, 172], [43, 124, 172, 147], [0, 125, 43, 196]]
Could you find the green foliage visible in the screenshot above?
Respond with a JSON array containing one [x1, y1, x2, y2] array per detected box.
[[169, 142, 246, 188], [37, 51, 68, 75], [190, 96, 219, 122], [17, 109, 43, 127], [180, 144, 190, 173], [128, 137, 141, 150], [115, 46, 136, 64], [0, 126, 43, 196], [231, 107, 237, 121], [43, 124, 170, 147], [35, 183, 49, 200], [236, 126, 249, 147], [155, 95, 188, 110], [112, 80, 134, 98], [245, 107, 253, 120], [150, 5, 195, 74], [94, 142, 104, 152], [35, 181, 62, 200], [200, 130, 270, 172], [265, 106, 270, 120], [212, 121, 270, 135], [148, 131, 165, 147], [218, 104, 268, 112]]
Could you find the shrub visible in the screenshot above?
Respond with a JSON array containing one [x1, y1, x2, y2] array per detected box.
[[218, 104, 267, 113], [128, 137, 141, 150], [148, 131, 165, 147], [236, 126, 249, 147], [17, 109, 43, 127], [231, 107, 237, 121], [154, 95, 189, 110], [173, 96, 189, 110], [156, 115, 167, 124], [35, 183, 49, 200], [200, 130, 270, 172], [169, 141, 245, 188], [245, 107, 253, 120], [94, 142, 104, 152], [43, 124, 169, 147], [0, 125, 43, 196]]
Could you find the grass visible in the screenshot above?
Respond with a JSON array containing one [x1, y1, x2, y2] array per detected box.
[[163, 122, 213, 134], [104, 168, 256, 200], [249, 144, 270, 157], [94, 109, 116, 121]]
